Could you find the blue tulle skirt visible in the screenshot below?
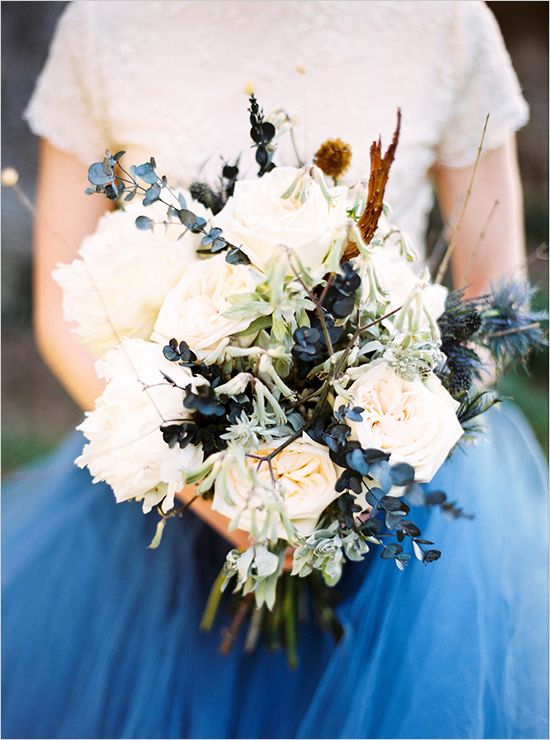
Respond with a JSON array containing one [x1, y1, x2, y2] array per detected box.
[[2, 404, 548, 739]]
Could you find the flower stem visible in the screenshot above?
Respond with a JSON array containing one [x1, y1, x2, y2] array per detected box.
[[219, 594, 254, 654], [283, 574, 299, 669], [200, 567, 227, 631]]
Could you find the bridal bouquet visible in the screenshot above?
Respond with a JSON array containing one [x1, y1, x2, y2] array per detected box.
[[56, 96, 545, 664]]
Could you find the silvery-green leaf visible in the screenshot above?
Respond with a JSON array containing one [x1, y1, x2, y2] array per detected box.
[[271, 315, 288, 342], [322, 559, 343, 587], [236, 548, 254, 583], [232, 316, 272, 338], [147, 519, 166, 550], [254, 544, 280, 577], [254, 572, 279, 611], [184, 455, 218, 486]]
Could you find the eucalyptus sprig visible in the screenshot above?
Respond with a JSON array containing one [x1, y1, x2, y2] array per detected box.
[[86, 151, 251, 266]]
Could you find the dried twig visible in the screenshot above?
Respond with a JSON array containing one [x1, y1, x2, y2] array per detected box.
[[342, 108, 402, 261], [461, 199, 499, 288], [435, 114, 490, 284], [219, 594, 254, 654]]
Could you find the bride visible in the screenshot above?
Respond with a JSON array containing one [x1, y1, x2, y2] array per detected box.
[[4, 2, 547, 738]]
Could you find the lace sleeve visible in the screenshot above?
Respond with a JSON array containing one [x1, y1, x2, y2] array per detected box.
[[436, 1, 529, 168], [23, 2, 110, 165]]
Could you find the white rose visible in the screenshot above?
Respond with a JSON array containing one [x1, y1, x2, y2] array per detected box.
[[366, 247, 448, 325], [152, 253, 258, 363], [53, 194, 210, 358], [214, 167, 348, 271], [335, 360, 463, 482], [76, 339, 204, 512], [212, 434, 341, 537]]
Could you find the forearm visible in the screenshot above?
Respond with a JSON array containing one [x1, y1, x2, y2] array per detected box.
[[433, 137, 526, 297], [34, 310, 104, 411], [176, 485, 252, 550], [33, 141, 113, 411], [33, 139, 252, 551]]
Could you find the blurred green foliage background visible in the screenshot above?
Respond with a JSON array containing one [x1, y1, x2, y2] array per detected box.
[[1, 2, 548, 474]]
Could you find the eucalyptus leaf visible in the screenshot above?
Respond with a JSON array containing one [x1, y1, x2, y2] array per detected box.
[[423, 549, 441, 563], [425, 491, 447, 506], [390, 462, 415, 486], [226, 247, 251, 266], [133, 161, 158, 184], [135, 215, 154, 231], [143, 182, 161, 205], [381, 543, 403, 560], [380, 495, 405, 512], [404, 483, 425, 506], [366, 487, 384, 507], [385, 511, 407, 529], [345, 448, 370, 476], [88, 162, 114, 186], [369, 460, 392, 492], [400, 521, 421, 537]]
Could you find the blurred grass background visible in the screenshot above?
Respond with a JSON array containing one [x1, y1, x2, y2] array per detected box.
[[1, 1, 548, 474]]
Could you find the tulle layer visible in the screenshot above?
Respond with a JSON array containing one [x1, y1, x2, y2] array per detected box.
[[2, 404, 548, 739]]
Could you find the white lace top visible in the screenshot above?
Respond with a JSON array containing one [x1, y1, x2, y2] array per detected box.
[[25, 0, 528, 255]]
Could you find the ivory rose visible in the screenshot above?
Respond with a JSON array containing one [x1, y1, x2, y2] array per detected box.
[[152, 253, 258, 363], [53, 194, 209, 357], [367, 247, 448, 324], [335, 360, 463, 481], [214, 166, 348, 271], [212, 434, 341, 537], [76, 339, 204, 513]]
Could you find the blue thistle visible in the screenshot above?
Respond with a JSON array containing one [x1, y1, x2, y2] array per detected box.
[[480, 280, 547, 369], [437, 289, 485, 398]]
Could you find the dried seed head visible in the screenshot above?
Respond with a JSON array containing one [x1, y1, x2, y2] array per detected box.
[[313, 139, 352, 181], [1, 167, 19, 187]]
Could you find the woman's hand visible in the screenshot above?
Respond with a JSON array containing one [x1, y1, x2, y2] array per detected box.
[[175, 484, 252, 551], [175, 485, 295, 570]]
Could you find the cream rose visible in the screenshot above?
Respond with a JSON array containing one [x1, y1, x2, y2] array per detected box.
[[366, 247, 448, 325], [53, 194, 209, 357], [214, 167, 348, 271], [151, 253, 258, 363], [76, 339, 204, 512], [212, 434, 341, 537], [335, 360, 463, 482]]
